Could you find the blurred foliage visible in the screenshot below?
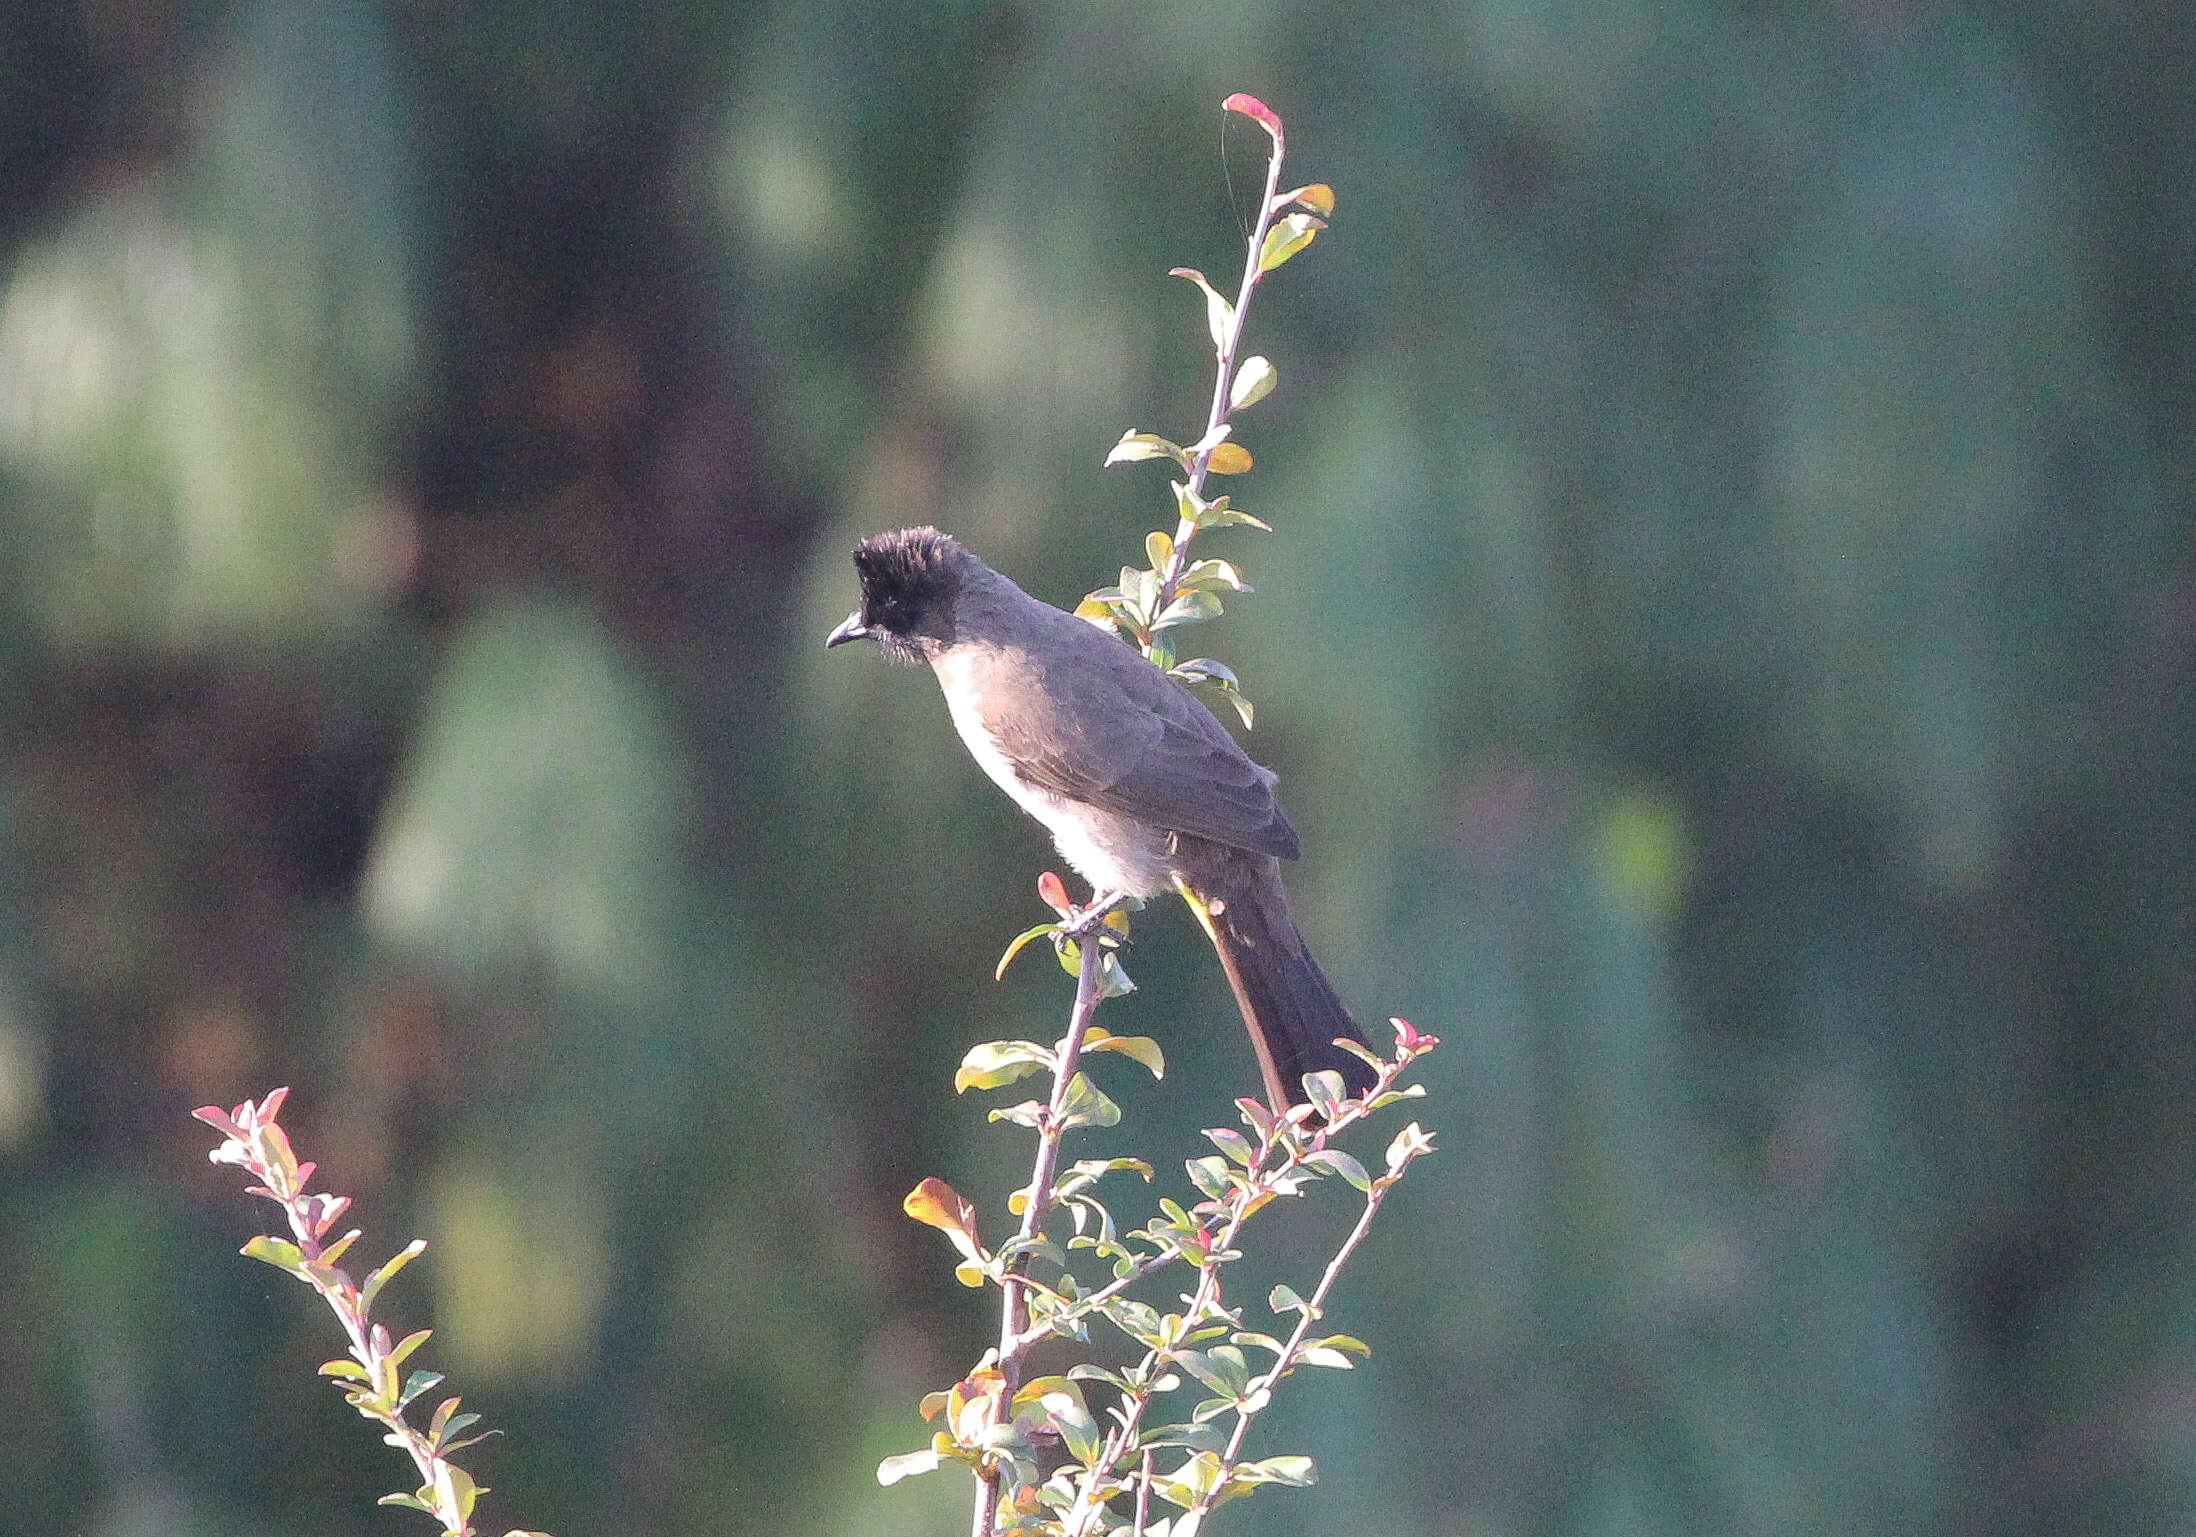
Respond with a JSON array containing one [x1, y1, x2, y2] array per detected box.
[[1, 1, 2193, 1535]]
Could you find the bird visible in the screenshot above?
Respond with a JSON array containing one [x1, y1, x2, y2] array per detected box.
[[826, 525, 1372, 1109]]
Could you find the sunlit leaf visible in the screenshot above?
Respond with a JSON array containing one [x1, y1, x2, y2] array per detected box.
[[1204, 442, 1253, 476], [1301, 1070, 1346, 1120], [957, 1038, 1054, 1090], [1221, 92, 1283, 142], [1229, 355, 1277, 410], [1176, 559, 1251, 593], [359, 1238, 427, 1317], [1154, 591, 1224, 632], [1168, 266, 1235, 353], [994, 923, 1060, 982], [1187, 421, 1235, 457], [1275, 182, 1335, 217], [1146, 529, 1174, 573], [1302, 1148, 1372, 1191], [242, 1235, 306, 1274], [877, 1449, 944, 1485], [1098, 949, 1136, 997], [1106, 430, 1185, 466], [1186, 1156, 1231, 1199], [903, 1177, 982, 1253], [1258, 212, 1325, 273], [389, 1328, 433, 1367], [1085, 1029, 1165, 1076], [1057, 1073, 1121, 1130], [1203, 506, 1272, 531], [1074, 596, 1123, 631], [1237, 1454, 1317, 1486], [1385, 1120, 1437, 1173]]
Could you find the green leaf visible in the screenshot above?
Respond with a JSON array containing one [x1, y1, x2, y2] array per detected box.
[[1042, 1391, 1103, 1465], [1203, 507, 1273, 531], [241, 1235, 306, 1274], [956, 1038, 1054, 1091], [1172, 481, 1213, 526], [1386, 1120, 1438, 1173], [1204, 442, 1253, 476], [1175, 559, 1251, 593], [432, 1460, 481, 1521], [1303, 1148, 1372, 1192], [1098, 948, 1137, 997], [1085, 1030, 1165, 1076], [1057, 1073, 1121, 1130], [1258, 212, 1325, 273], [1068, 1362, 1133, 1391], [1140, 1421, 1228, 1453], [1154, 591, 1224, 633], [1170, 656, 1238, 692], [877, 1449, 943, 1485], [1177, 1345, 1250, 1398], [1368, 1084, 1429, 1109], [1299, 1347, 1357, 1369], [1237, 1454, 1318, 1486], [1187, 421, 1235, 457], [378, 1493, 436, 1515], [1268, 1283, 1310, 1314], [435, 1413, 482, 1449], [1168, 267, 1234, 353], [1274, 182, 1336, 217], [389, 1328, 434, 1368], [1229, 355, 1277, 411], [1301, 1070, 1347, 1121], [1146, 529, 1174, 573], [994, 923, 1061, 981], [319, 1358, 373, 1382], [397, 1369, 444, 1409], [359, 1238, 427, 1317], [317, 1228, 362, 1269], [1185, 1156, 1232, 1200], [1074, 596, 1123, 631], [1135, 566, 1162, 616], [1106, 430, 1186, 467], [903, 1177, 984, 1258]]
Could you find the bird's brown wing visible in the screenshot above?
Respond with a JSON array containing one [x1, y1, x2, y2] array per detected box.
[[976, 615, 1299, 860]]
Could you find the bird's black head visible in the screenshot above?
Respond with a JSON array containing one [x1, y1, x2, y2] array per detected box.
[[825, 526, 967, 661]]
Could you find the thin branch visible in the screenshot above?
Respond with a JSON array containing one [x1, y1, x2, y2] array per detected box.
[[974, 934, 1111, 1537]]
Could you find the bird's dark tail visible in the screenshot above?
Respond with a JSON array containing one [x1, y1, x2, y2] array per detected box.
[[1178, 860, 1375, 1110]]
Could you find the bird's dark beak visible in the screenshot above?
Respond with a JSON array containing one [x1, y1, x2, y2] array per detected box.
[[825, 610, 869, 648]]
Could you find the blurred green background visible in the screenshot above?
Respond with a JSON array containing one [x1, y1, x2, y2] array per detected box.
[[3, 1, 2192, 1533]]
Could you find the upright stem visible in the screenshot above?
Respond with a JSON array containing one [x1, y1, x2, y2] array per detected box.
[[972, 935, 1110, 1537], [1158, 122, 1289, 615]]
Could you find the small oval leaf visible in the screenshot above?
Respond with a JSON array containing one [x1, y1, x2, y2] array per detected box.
[[1229, 355, 1277, 411], [1106, 430, 1186, 466], [1169, 266, 1235, 352], [1204, 442, 1253, 476], [1258, 212, 1325, 273]]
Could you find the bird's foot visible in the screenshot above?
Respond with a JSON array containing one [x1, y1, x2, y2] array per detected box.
[[1060, 890, 1137, 940]]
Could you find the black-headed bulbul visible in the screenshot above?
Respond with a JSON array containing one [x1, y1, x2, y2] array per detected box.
[[826, 526, 1371, 1108]]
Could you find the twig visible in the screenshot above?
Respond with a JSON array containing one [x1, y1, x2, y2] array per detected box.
[[973, 935, 1111, 1537]]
